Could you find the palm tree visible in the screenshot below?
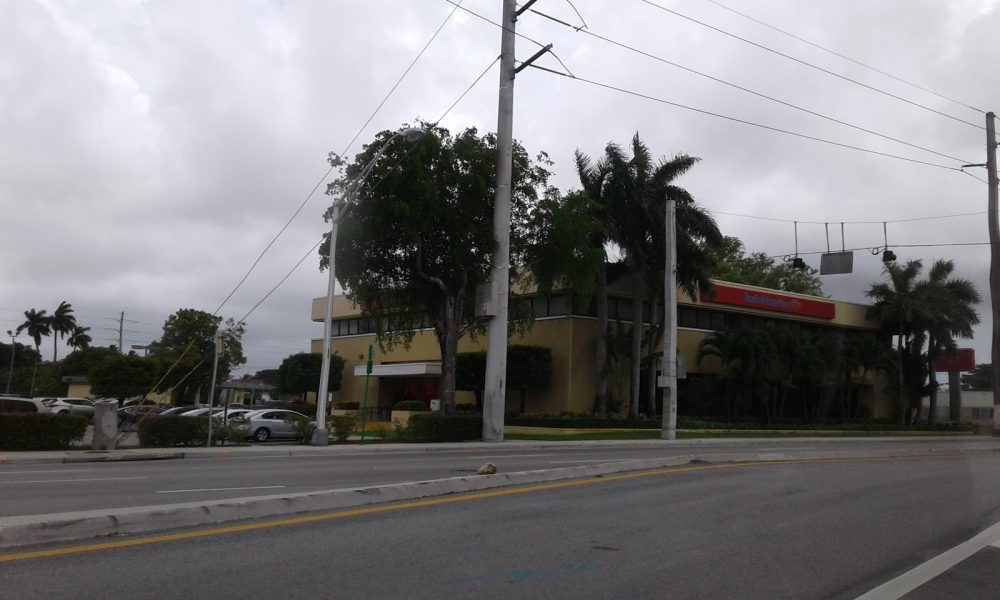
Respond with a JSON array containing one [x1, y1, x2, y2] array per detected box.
[[866, 260, 929, 424], [573, 150, 612, 416], [16, 308, 50, 355], [604, 134, 721, 418], [67, 325, 92, 351], [916, 260, 980, 423], [49, 301, 77, 362]]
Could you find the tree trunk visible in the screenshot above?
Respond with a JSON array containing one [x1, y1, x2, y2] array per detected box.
[[926, 337, 938, 424], [595, 262, 609, 416], [53, 335, 58, 363], [519, 389, 526, 413], [437, 298, 461, 416], [629, 276, 643, 419], [897, 333, 907, 425]]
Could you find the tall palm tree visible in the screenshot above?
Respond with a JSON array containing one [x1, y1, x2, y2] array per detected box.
[[917, 260, 980, 423], [604, 134, 721, 418], [16, 308, 50, 355], [67, 325, 92, 351], [49, 301, 77, 362], [573, 150, 612, 416]]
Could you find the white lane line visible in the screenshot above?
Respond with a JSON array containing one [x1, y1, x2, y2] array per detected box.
[[156, 485, 287, 494], [0, 469, 95, 475], [0, 476, 147, 484], [478, 454, 554, 459]]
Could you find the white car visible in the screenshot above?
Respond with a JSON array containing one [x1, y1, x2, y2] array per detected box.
[[180, 407, 226, 418], [38, 397, 95, 416], [230, 409, 310, 442]]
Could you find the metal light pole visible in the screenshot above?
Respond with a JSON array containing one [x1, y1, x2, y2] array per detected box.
[[312, 128, 424, 446], [5, 330, 16, 394], [206, 330, 222, 448], [660, 197, 678, 440], [985, 112, 999, 436]]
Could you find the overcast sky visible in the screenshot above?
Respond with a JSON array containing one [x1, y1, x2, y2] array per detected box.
[[2, 0, 998, 377]]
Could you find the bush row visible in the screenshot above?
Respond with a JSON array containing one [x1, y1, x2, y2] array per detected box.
[[402, 413, 482, 442], [0, 413, 89, 450], [506, 414, 659, 429], [138, 416, 210, 446]]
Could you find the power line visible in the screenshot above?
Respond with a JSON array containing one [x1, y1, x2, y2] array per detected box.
[[529, 8, 972, 165], [710, 210, 987, 226], [213, 5, 462, 318], [637, 0, 986, 131], [963, 170, 989, 185], [530, 65, 964, 171], [239, 241, 321, 324], [697, 0, 986, 114], [767, 241, 992, 260]]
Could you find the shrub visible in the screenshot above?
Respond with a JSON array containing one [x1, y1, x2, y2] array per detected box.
[[286, 414, 315, 443], [393, 400, 427, 411], [138, 416, 209, 447], [328, 415, 356, 442], [405, 413, 482, 442], [0, 414, 88, 450], [335, 401, 360, 410]]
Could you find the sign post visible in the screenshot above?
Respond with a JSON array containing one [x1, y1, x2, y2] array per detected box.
[[361, 345, 373, 442]]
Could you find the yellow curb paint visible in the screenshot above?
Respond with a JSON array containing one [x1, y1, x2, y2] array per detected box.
[[0, 454, 966, 564]]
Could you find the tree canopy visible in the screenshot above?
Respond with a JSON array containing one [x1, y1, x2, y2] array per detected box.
[[277, 352, 344, 398], [90, 354, 159, 402], [324, 124, 552, 412], [704, 236, 824, 296], [150, 309, 246, 402]]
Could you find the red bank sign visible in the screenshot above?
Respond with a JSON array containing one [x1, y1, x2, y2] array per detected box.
[[702, 284, 836, 320], [934, 348, 975, 372]]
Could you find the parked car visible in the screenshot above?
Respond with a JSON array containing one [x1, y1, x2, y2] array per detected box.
[[117, 404, 166, 429], [0, 396, 43, 413], [158, 406, 199, 416], [231, 409, 310, 442], [180, 408, 227, 418], [38, 397, 95, 416]]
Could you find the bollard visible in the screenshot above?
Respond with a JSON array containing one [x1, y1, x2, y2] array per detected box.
[[92, 399, 118, 450]]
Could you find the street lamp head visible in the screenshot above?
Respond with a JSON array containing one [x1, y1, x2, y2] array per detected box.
[[400, 128, 425, 142]]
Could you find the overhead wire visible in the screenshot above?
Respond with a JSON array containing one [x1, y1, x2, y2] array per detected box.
[[709, 210, 987, 226], [636, 0, 986, 130], [212, 3, 463, 318], [529, 65, 964, 172], [529, 7, 973, 165], [697, 0, 986, 114], [237, 53, 501, 325], [766, 241, 993, 260]]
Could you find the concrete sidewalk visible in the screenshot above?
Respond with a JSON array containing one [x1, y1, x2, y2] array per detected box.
[[1, 435, 994, 465]]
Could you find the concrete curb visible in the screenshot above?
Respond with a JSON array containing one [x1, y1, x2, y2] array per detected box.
[[1, 444, 994, 550], [0, 435, 987, 464]]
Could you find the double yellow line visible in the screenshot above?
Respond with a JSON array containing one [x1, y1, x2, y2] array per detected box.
[[0, 455, 948, 563]]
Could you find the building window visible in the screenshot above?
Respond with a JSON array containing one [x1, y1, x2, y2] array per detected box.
[[533, 297, 549, 318], [617, 298, 633, 321], [549, 295, 570, 316], [972, 407, 994, 420]]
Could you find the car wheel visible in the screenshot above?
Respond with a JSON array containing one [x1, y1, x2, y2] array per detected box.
[[253, 427, 271, 442]]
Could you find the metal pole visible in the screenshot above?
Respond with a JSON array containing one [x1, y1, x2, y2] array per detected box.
[[118, 312, 124, 354], [361, 344, 373, 442], [312, 202, 341, 446], [6, 331, 15, 394], [985, 112, 1000, 436], [206, 330, 221, 448], [482, 0, 517, 442], [661, 196, 678, 440]]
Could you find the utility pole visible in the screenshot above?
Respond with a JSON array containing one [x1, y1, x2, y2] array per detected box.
[[5, 330, 16, 394], [986, 112, 999, 437], [660, 196, 678, 440], [206, 330, 222, 447], [118, 311, 124, 354], [481, 0, 518, 442]]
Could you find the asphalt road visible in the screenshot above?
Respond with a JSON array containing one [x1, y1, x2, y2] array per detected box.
[[1, 438, 996, 517], [3, 453, 999, 599]]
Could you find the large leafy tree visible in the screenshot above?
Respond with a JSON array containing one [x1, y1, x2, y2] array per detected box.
[[277, 353, 344, 402], [604, 134, 722, 418], [323, 124, 551, 414], [48, 301, 77, 362], [705, 236, 824, 296], [60, 346, 119, 378], [90, 354, 159, 403], [151, 309, 246, 403], [454, 345, 552, 413], [16, 308, 50, 355]]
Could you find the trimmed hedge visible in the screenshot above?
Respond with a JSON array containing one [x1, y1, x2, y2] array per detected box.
[[138, 416, 209, 447], [0, 413, 88, 450], [405, 413, 482, 442], [335, 401, 360, 410], [328, 415, 356, 442], [676, 418, 984, 432]]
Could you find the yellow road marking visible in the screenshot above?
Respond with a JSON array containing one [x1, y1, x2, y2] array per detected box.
[[0, 454, 965, 563]]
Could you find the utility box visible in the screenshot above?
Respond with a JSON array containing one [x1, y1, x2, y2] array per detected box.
[[475, 281, 498, 317], [92, 399, 118, 451]]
